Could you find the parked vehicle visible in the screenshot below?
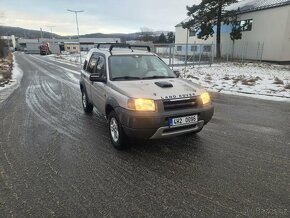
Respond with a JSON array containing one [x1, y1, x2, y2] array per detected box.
[[80, 43, 214, 149], [39, 43, 51, 55]]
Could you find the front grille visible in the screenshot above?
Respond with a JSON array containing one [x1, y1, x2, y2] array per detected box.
[[163, 98, 198, 111]]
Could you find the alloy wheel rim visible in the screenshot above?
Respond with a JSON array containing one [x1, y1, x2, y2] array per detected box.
[[110, 118, 119, 143]]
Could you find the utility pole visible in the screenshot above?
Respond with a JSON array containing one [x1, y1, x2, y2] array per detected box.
[[46, 25, 56, 55], [40, 28, 43, 43], [67, 9, 84, 66], [185, 28, 189, 72]]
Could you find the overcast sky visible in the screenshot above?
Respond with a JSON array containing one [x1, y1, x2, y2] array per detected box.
[[0, 0, 201, 35]]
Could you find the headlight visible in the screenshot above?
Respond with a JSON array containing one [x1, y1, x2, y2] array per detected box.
[[200, 92, 211, 105], [127, 99, 156, 111]]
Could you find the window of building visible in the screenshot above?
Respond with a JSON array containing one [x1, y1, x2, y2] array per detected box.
[[73, 46, 76, 50], [240, 19, 253, 31], [189, 30, 196, 37], [176, 46, 182, 51], [191, 45, 197, 52], [203, 45, 212, 52], [67, 46, 70, 49]]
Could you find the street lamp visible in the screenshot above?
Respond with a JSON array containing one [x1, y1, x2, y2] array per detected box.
[[67, 9, 84, 65], [47, 25, 56, 55]]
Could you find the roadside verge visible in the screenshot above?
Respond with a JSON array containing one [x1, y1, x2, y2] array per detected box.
[[0, 53, 23, 103]]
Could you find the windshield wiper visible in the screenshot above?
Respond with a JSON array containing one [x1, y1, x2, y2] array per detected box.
[[112, 76, 142, 81], [142, 76, 176, 80]]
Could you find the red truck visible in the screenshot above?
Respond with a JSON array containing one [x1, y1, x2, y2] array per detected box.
[[39, 43, 51, 55]]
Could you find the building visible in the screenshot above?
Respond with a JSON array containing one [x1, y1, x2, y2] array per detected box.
[[16, 37, 121, 54], [0, 35, 16, 51], [175, 0, 290, 62], [64, 42, 80, 53], [17, 38, 60, 54]]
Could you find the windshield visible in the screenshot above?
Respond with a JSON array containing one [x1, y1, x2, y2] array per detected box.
[[109, 55, 176, 81]]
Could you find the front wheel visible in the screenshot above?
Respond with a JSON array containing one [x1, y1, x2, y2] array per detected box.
[[108, 111, 128, 150], [81, 90, 93, 113]]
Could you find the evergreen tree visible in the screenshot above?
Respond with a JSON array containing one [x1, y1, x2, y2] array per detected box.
[[158, 33, 167, 43], [167, 32, 175, 43], [229, 14, 242, 58], [183, 0, 239, 59]]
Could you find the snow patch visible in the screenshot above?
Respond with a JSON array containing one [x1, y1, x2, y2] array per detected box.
[[178, 62, 290, 102]]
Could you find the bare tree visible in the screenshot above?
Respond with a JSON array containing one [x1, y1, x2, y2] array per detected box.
[[140, 27, 154, 42]]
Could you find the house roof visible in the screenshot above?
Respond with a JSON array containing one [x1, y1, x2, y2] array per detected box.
[[226, 0, 290, 13], [176, 0, 290, 27]]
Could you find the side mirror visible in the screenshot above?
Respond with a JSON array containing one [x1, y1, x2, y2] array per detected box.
[[89, 74, 106, 82], [173, 70, 180, 78]]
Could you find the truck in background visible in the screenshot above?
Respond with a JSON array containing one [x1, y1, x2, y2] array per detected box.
[[39, 43, 51, 55]]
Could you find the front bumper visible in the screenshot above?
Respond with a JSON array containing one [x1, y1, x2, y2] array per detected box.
[[115, 104, 214, 139]]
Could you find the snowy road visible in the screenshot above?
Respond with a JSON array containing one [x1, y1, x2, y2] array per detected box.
[[0, 53, 289, 217]]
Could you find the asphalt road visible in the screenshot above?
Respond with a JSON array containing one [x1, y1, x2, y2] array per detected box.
[[0, 53, 289, 218]]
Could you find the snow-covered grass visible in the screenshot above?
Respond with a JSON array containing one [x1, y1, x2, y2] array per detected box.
[[48, 52, 290, 102], [0, 53, 23, 102], [177, 62, 290, 101], [49, 52, 87, 65]]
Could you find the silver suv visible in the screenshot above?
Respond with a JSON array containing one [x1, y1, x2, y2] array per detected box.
[[80, 44, 214, 149]]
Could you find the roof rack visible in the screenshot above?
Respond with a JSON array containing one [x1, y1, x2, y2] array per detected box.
[[96, 43, 118, 49], [96, 43, 152, 54], [109, 43, 131, 52], [128, 45, 151, 52]]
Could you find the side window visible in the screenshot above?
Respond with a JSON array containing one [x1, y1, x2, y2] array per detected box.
[[96, 56, 106, 78], [87, 54, 98, 74], [83, 60, 88, 70]]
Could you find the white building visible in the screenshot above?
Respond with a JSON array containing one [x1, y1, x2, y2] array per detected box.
[[0, 35, 16, 51], [175, 0, 290, 62], [16, 37, 121, 54]]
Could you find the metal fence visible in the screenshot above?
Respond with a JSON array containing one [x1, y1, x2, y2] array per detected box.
[[220, 41, 266, 62], [154, 43, 214, 68]]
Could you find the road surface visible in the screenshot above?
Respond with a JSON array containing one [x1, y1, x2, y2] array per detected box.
[[0, 53, 289, 217]]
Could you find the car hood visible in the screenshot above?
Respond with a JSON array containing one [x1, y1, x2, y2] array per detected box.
[[110, 78, 205, 100]]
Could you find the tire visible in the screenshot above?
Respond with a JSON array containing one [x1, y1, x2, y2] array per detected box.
[[108, 111, 128, 150], [81, 90, 93, 113]]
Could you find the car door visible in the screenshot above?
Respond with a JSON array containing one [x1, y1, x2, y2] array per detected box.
[[82, 53, 99, 102], [91, 54, 107, 115]]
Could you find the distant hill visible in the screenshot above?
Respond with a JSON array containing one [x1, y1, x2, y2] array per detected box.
[[0, 26, 172, 42], [0, 26, 62, 39], [77, 32, 139, 42]]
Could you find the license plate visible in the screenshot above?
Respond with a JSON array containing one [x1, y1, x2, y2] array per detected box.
[[169, 115, 198, 127]]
